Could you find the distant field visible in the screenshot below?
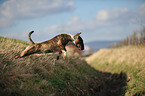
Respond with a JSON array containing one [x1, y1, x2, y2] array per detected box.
[[86, 45, 145, 96], [85, 40, 120, 52]]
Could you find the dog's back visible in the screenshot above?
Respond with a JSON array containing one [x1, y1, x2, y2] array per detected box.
[[38, 34, 74, 53]]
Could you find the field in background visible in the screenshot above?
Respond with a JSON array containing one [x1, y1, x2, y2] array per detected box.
[[86, 45, 145, 96], [0, 36, 128, 96]]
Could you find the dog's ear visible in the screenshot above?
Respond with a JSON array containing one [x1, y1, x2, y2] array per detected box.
[[74, 32, 81, 39], [76, 32, 81, 36]]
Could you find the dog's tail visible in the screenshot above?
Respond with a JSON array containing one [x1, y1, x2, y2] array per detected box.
[[28, 31, 35, 44]]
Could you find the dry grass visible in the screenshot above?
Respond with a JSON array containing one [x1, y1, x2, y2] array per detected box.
[[86, 45, 145, 66], [0, 36, 129, 96], [86, 45, 145, 96]]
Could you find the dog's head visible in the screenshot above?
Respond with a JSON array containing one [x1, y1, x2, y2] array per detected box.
[[73, 32, 84, 50]]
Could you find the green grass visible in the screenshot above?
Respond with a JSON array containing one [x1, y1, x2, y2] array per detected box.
[[0, 36, 128, 96], [5, 36, 145, 96], [86, 45, 145, 96]]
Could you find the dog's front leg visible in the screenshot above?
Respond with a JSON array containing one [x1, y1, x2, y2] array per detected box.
[[62, 50, 67, 59], [57, 50, 67, 60], [56, 45, 67, 60], [57, 51, 62, 60]]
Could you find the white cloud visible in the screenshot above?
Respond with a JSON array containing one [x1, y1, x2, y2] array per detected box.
[[0, 17, 13, 27], [43, 16, 84, 35], [70, 16, 81, 23], [1, 2, 144, 42], [44, 8, 135, 34], [96, 10, 108, 20], [0, 0, 74, 28], [39, 7, 139, 42], [96, 8, 130, 21]]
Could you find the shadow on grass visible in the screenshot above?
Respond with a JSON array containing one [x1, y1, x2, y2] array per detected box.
[[83, 63, 127, 96], [99, 71, 127, 96], [0, 53, 127, 96]]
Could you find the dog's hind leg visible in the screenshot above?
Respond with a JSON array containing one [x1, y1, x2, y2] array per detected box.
[[15, 46, 31, 59], [20, 46, 32, 57], [19, 45, 37, 58]]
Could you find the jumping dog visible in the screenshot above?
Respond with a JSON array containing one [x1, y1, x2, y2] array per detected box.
[[16, 31, 84, 59]]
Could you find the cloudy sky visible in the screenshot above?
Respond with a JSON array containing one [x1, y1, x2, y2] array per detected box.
[[0, 0, 145, 43]]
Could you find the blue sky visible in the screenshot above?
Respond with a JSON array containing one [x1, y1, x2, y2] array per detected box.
[[0, 0, 145, 43]]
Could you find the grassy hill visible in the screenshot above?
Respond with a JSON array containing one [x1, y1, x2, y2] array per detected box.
[[2, 36, 144, 96], [0, 36, 128, 96], [86, 45, 145, 96]]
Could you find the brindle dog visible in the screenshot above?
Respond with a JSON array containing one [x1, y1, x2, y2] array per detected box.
[[16, 31, 84, 59]]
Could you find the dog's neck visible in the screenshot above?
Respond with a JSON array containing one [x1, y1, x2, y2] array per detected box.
[[52, 34, 75, 46], [68, 34, 74, 40], [68, 34, 75, 44]]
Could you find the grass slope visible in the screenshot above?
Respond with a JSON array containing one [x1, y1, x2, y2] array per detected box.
[[86, 45, 145, 96], [0, 36, 127, 96]]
